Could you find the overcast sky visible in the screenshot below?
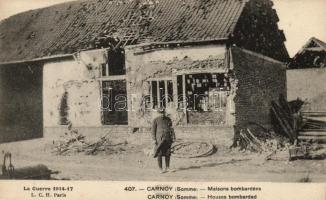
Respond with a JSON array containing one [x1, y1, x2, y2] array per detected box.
[[0, 0, 325, 56]]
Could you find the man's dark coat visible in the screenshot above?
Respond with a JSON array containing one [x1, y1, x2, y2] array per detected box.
[[152, 115, 175, 157]]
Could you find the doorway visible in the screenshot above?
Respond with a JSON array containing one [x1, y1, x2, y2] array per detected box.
[[102, 80, 128, 125]]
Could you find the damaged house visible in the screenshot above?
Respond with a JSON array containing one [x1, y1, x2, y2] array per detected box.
[[0, 0, 288, 144]]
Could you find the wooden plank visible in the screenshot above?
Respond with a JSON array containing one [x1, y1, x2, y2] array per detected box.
[[174, 68, 227, 75], [157, 80, 160, 109], [182, 74, 186, 113], [279, 94, 292, 115], [271, 102, 294, 142], [301, 111, 326, 114], [301, 112, 326, 117], [299, 132, 326, 136], [99, 75, 126, 81], [301, 129, 326, 132], [98, 80, 104, 125], [147, 77, 172, 81], [149, 81, 153, 109], [164, 80, 168, 108], [105, 63, 109, 76], [172, 76, 178, 109], [298, 136, 326, 141]]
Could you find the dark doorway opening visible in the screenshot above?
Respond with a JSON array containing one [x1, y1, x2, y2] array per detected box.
[[0, 63, 43, 143], [102, 80, 128, 125]]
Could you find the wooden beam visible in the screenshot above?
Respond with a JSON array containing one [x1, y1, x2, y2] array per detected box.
[[299, 132, 326, 136], [0, 54, 74, 66], [99, 80, 104, 125], [182, 74, 186, 113], [150, 81, 153, 109], [98, 75, 126, 81], [146, 77, 172, 81], [157, 80, 160, 109], [173, 76, 178, 109], [298, 136, 326, 141], [174, 68, 227, 76], [164, 80, 168, 108], [105, 63, 109, 77]]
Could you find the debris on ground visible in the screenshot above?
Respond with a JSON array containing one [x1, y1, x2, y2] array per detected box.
[[232, 120, 326, 161], [232, 122, 290, 154], [230, 120, 294, 161], [289, 143, 326, 160], [52, 126, 128, 156], [271, 95, 326, 144], [171, 141, 216, 158]]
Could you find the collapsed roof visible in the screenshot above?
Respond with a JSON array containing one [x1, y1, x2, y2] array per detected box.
[[0, 0, 248, 62]]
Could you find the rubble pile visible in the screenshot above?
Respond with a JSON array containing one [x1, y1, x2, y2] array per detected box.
[[270, 95, 326, 160], [235, 127, 290, 154], [52, 128, 127, 156], [232, 122, 326, 161], [233, 127, 326, 162], [289, 143, 326, 160]]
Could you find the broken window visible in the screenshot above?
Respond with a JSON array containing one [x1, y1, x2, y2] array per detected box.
[[147, 80, 173, 109], [101, 49, 126, 76], [177, 73, 230, 111]]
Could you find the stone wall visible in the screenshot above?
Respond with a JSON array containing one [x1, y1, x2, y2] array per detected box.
[[231, 47, 286, 129], [43, 50, 106, 128], [287, 68, 326, 102]]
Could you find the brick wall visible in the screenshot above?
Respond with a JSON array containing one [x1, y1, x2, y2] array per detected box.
[[231, 47, 286, 129]]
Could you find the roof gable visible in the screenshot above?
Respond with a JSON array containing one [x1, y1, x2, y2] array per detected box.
[[295, 37, 326, 55], [0, 0, 248, 62], [311, 37, 326, 50], [289, 37, 326, 69]]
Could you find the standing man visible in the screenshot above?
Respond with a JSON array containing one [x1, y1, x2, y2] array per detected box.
[[152, 108, 176, 173]]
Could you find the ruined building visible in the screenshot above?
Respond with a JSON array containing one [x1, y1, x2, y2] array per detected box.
[[0, 0, 288, 144]]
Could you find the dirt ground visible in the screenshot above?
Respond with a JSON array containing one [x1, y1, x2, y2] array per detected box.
[[1, 137, 326, 182]]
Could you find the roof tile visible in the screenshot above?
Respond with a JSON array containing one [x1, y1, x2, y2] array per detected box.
[[0, 0, 247, 62]]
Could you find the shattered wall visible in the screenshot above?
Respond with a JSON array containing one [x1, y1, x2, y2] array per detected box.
[[232, 0, 289, 62], [287, 68, 326, 111], [231, 47, 286, 129], [43, 50, 106, 128], [125, 44, 231, 128], [0, 63, 43, 143]]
